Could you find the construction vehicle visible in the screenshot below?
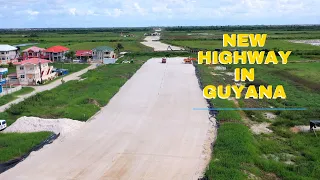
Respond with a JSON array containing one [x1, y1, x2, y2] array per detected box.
[[183, 57, 197, 64], [162, 57, 167, 63]]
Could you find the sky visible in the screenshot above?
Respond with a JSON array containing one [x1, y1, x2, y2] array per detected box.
[[0, 0, 319, 28]]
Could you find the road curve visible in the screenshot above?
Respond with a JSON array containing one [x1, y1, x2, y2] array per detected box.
[[0, 58, 213, 180]]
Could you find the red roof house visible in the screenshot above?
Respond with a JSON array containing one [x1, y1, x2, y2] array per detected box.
[[13, 58, 52, 65], [45, 45, 69, 53], [45, 45, 69, 62]]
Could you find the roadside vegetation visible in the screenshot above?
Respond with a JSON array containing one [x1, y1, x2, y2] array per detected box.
[[0, 87, 34, 106], [0, 132, 52, 163]]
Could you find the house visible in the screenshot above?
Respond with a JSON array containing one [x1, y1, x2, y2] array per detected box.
[[22, 46, 48, 60], [76, 50, 92, 61], [45, 45, 69, 62], [10, 58, 56, 85], [92, 46, 115, 63], [0, 68, 8, 94], [0, 44, 19, 65]]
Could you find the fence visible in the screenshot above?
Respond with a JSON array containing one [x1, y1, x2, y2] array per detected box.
[[0, 85, 22, 96]]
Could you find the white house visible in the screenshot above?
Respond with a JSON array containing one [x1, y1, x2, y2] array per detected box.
[[92, 46, 116, 63], [0, 44, 19, 65], [11, 58, 56, 85]]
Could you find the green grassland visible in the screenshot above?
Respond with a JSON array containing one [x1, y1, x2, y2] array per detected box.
[[0, 87, 34, 106], [0, 132, 52, 163], [0, 31, 152, 52]]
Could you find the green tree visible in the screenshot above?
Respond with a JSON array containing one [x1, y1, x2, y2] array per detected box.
[[65, 51, 76, 62], [115, 43, 124, 54]]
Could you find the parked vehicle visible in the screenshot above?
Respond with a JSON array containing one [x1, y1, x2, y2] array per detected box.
[[162, 57, 167, 63], [0, 120, 7, 131]]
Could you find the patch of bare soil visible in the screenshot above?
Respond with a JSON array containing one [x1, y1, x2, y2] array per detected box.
[[264, 112, 277, 121], [251, 123, 273, 134]]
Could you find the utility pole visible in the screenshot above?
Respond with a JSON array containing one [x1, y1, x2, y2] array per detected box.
[[38, 56, 43, 84]]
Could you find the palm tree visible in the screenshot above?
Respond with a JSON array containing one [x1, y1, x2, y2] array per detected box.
[[115, 43, 124, 54]]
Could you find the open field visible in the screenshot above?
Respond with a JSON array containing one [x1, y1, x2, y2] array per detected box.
[[0, 31, 153, 52]]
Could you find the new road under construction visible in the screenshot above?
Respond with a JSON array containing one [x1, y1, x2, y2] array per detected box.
[[0, 57, 216, 180]]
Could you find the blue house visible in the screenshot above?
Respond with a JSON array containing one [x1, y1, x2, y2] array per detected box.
[[0, 68, 8, 94]]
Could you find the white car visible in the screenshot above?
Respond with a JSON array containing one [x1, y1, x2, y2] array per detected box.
[[0, 120, 7, 131]]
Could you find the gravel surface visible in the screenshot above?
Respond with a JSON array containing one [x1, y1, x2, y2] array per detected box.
[[3, 116, 84, 136], [141, 36, 184, 51], [0, 58, 214, 180]]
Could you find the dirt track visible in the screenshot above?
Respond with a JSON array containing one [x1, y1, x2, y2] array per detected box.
[[141, 36, 184, 51], [0, 58, 214, 180], [0, 64, 97, 113]]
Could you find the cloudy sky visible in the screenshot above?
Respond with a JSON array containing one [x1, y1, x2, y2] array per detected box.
[[0, 0, 319, 28]]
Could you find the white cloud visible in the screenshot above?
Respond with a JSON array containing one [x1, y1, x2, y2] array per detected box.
[[26, 10, 39, 16], [69, 8, 77, 16]]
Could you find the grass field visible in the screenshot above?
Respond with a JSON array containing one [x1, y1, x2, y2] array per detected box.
[[0, 132, 52, 163], [0, 87, 34, 106], [0, 31, 153, 52]]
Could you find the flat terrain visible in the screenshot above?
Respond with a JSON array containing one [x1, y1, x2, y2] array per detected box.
[[0, 58, 213, 180]]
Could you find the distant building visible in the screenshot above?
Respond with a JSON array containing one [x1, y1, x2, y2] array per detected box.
[[0, 44, 19, 65], [22, 46, 48, 60], [92, 46, 115, 63], [10, 58, 56, 85], [45, 45, 69, 62], [76, 50, 92, 61]]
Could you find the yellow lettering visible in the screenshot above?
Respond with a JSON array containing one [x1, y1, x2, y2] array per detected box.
[[249, 34, 267, 47], [218, 85, 231, 99], [213, 51, 219, 64], [237, 34, 249, 47], [233, 51, 247, 64], [234, 68, 240, 81], [219, 51, 233, 64], [278, 51, 291, 64], [265, 51, 278, 64], [198, 51, 212, 64], [273, 85, 286, 99], [245, 85, 258, 99], [247, 51, 265, 64], [241, 68, 255, 82], [232, 85, 245, 99], [223, 34, 236, 47], [259, 85, 272, 99], [203, 85, 216, 99]]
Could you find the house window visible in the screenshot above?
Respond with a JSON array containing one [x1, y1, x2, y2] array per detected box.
[[20, 66, 24, 70], [30, 67, 34, 70], [1, 57, 4, 60], [0, 52, 4, 55], [20, 75, 25, 79]]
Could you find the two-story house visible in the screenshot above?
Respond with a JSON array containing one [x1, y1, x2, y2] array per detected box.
[[0, 44, 19, 65], [22, 46, 48, 60], [11, 58, 56, 85], [92, 46, 115, 63], [45, 45, 69, 62]]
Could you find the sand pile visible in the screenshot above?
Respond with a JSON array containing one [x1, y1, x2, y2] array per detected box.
[[4, 116, 85, 135]]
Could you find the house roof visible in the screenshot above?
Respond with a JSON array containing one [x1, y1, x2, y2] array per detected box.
[[45, 45, 69, 53], [0, 44, 18, 51], [7, 73, 17, 77], [76, 50, 92, 57], [13, 58, 52, 65], [92, 46, 114, 51], [22, 46, 46, 53]]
